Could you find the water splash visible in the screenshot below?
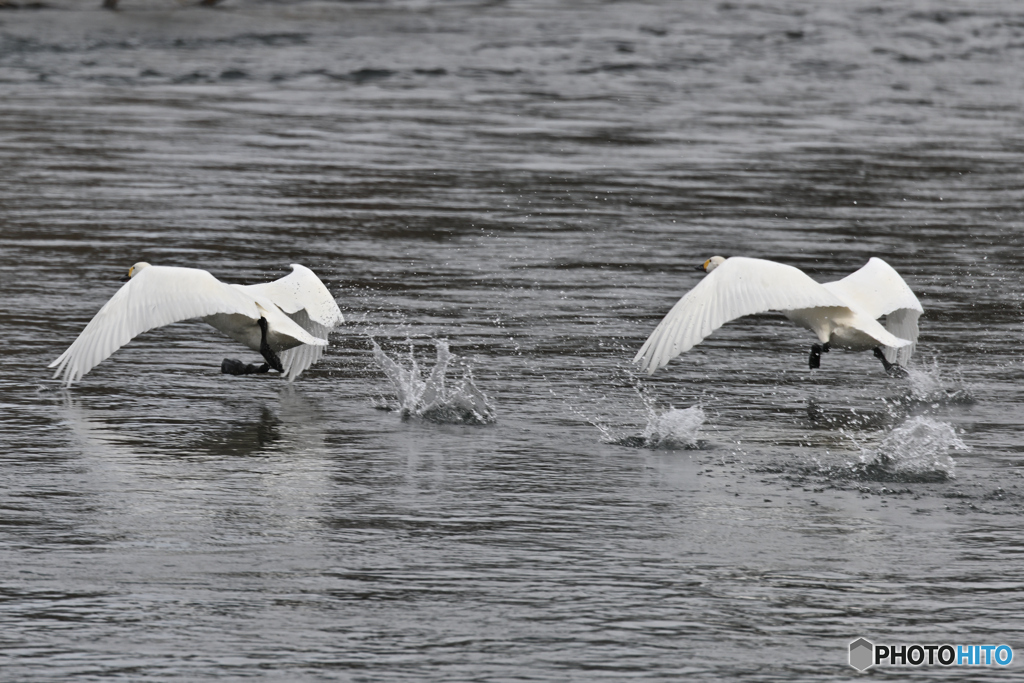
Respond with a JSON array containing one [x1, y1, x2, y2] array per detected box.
[[807, 359, 974, 430], [812, 416, 967, 484], [863, 416, 967, 478], [906, 359, 974, 407], [590, 387, 705, 450], [800, 417, 967, 483], [372, 339, 496, 425], [640, 405, 706, 449]]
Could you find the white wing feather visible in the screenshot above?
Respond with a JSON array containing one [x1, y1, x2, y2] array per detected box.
[[49, 266, 262, 386], [882, 308, 922, 365], [823, 257, 922, 365], [822, 257, 922, 319], [241, 264, 343, 381], [277, 311, 331, 381], [241, 264, 343, 328], [633, 257, 850, 375]]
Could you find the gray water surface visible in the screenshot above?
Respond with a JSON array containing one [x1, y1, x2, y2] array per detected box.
[[1, 1, 1023, 680]]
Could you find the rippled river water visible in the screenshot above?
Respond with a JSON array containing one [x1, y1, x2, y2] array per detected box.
[[1, 1, 1023, 680]]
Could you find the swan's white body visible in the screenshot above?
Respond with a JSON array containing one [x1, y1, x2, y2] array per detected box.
[[49, 263, 343, 386], [633, 256, 922, 375]]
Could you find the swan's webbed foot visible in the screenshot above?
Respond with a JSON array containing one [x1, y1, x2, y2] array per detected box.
[[873, 347, 908, 378], [809, 342, 830, 369], [221, 359, 271, 375], [257, 317, 284, 373]]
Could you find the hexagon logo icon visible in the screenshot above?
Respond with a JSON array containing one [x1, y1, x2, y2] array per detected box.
[[849, 638, 874, 671]]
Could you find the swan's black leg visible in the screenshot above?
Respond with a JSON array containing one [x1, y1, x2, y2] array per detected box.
[[221, 318, 281, 376], [873, 347, 908, 378], [809, 342, 830, 369], [257, 317, 284, 373]]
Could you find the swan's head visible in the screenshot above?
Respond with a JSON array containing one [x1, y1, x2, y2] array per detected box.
[[120, 262, 151, 282], [699, 256, 726, 273]]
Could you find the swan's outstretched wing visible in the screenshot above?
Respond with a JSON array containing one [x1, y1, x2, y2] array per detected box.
[[241, 264, 344, 381], [633, 257, 849, 375], [242, 264, 343, 328], [823, 257, 922, 365], [49, 266, 261, 386]]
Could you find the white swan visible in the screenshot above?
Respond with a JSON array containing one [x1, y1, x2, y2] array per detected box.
[[50, 262, 344, 386], [633, 256, 922, 376]]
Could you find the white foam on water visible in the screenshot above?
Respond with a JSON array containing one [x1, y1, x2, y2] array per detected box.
[[371, 339, 496, 425]]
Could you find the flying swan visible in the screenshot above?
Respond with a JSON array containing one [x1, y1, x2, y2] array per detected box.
[[49, 262, 344, 386], [633, 256, 922, 376]]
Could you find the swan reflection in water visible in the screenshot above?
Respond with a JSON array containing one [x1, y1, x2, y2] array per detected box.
[[102, 0, 222, 9], [56, 388, 336, 541], [60, 386, 329, 459]]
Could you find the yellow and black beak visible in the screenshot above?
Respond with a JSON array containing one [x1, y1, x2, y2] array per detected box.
[[695, 260, 710, 272], [119, 268, 132, 282]]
